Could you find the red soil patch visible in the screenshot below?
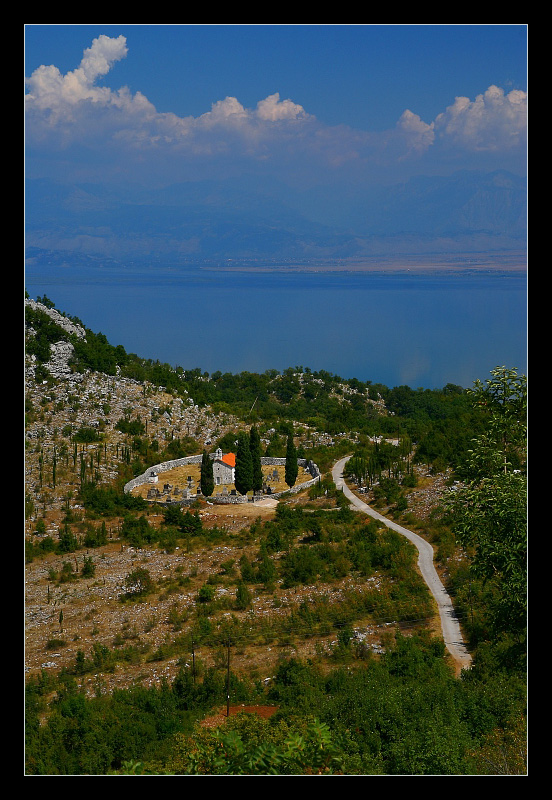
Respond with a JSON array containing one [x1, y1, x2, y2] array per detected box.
[[200, 705, 279, 728]]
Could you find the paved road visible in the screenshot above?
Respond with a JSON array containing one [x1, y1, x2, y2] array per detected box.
[[332, 456, 472, 671]]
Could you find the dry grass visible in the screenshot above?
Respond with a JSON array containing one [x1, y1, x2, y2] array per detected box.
[[25, 483, 401, 698], [129, 462, 314, 501]]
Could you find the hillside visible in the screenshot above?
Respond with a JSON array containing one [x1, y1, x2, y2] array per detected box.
[[24, 296, 527, 775], [25, 297, 434, 684]]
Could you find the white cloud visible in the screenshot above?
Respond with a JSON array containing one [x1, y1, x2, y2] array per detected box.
[[26, 35, 130, 111], [25, 37, 307, 132], [199, 96, 248, 125], [433, 85, 527, 152], [195, 93, 309, 125], [25, 36, 527, 178], [389, 85, 527, 159], [79, 35, 128, 82], [395, 109, 435, 155], [25, 37, 315, 167], [255, 93, 308, 121]]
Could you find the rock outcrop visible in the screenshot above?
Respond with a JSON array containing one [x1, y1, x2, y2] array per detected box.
[[25, 298, 86, 381]]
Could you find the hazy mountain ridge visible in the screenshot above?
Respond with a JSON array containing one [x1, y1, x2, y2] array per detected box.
[[25, 170, 526, 267]]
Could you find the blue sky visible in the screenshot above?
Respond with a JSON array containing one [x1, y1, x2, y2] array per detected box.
[[25, 24, 527, 192], [24, 26, 527, 388]]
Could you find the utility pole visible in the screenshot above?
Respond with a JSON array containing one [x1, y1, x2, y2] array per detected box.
[[226, 636, 231, 717]]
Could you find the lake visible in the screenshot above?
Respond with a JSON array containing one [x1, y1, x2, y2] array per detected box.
[[25, 265, 527, 391]]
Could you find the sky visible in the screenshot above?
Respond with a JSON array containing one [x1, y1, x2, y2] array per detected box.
[[24, 25, 528, 388], [24, 24, 527, 192]]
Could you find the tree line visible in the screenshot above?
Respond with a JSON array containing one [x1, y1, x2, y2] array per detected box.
[[25, 624, 526, 775]]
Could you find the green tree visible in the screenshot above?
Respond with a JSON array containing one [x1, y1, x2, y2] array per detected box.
[[235, 432, 253, 495], [249, 427, 263, 494], [162, 716, 344, 775], [73, 426, 102, 444], [123, 567, 154, 599], [121, 514, 157, 547], [447, 367, 527, 640], [285, 434, 298, 488], [162, 506, 202, 535], [466, 366, 527, 477], [197, 584, 215, 604], [235, 581, 252, 610], [58, 523, 78, 553], [200, 450, 214, 498], [81, 556, 95, 578]]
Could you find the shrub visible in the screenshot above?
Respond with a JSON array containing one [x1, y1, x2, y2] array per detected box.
[[122, 567, 154, 599], [197, 584, 215, 604]]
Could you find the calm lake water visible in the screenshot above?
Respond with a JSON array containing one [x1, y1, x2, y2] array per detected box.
[[25, 266, 527, 391]]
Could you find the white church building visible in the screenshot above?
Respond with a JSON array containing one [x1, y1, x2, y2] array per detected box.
[[212, 448, 236, 486]]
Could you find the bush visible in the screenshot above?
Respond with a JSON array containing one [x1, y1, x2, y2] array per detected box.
[[122, 567, 154, 599], [197, 584, 215, 604]]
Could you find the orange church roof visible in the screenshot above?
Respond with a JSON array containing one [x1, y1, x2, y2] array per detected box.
[[221, 452, 236, 468]]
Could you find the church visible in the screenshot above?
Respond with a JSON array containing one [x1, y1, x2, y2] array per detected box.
[[212, 448, 236, 486]]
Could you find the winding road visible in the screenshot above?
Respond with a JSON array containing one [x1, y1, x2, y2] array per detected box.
[[332, 456, 472, 671]]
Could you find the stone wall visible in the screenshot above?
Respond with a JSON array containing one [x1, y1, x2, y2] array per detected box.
[[123, 454, 203, 495], [124, 454, 321, 506], [263, 474, 320, 500]]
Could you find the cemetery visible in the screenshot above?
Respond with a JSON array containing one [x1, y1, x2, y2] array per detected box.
[[124, 452, 321, 506]]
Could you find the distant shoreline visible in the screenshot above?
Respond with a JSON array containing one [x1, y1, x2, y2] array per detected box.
[[197, 253, 527, 275], [25, 252, 527, 289]]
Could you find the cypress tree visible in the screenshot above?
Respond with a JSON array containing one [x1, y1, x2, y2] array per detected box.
[[285, 433, 298, 488], [235, 433, 253, 495], [200, 450, 214, 498], [249, 426, 263, 494], [235, 581, 252, 610]]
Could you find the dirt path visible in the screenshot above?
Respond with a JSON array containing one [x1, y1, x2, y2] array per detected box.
[[332, 456, 472, 672]]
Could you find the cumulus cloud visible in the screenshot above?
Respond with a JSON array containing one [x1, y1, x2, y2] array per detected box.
[[255, 93, 308, 121], [26, 35, 132, 112], [389, 85, 527, 160], [395, 109, 435, 155], [433, 85, 527, 152], [25, 36, 310, 151], [198, 96, 248, 125], [25, 34, 158, 152], [25, 35, 527, 177]]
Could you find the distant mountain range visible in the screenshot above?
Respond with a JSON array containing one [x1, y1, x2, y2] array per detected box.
[[25, 169, 526, 268]]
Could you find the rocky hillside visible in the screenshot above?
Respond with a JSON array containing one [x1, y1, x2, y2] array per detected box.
[[25, 298, 242, 524], [24, 297, 461, 701]]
